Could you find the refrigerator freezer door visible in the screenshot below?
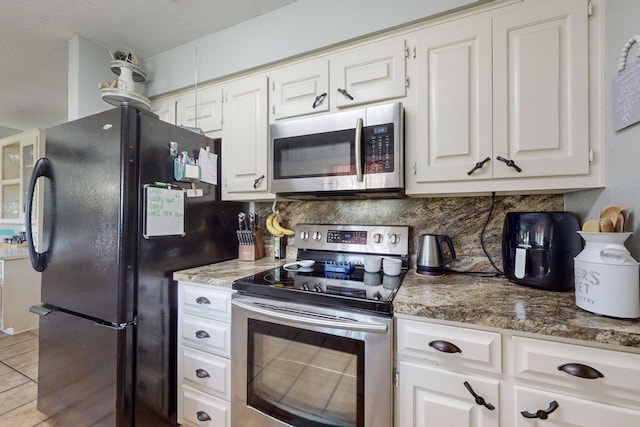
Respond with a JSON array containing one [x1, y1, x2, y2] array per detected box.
[[37, 309, 133, 427]]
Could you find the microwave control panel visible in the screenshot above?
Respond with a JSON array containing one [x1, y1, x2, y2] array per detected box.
[[365, 123, 394, 174]]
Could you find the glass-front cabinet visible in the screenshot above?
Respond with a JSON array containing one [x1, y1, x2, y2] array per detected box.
[[0, 129, 42, 223]]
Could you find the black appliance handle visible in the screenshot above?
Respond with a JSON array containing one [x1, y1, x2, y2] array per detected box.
[[355, 117, 364, 183], [26, 158, 53, 272], [437, 234, 457, 263]]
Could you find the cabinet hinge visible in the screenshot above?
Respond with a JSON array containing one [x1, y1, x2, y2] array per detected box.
[[412, 162, 417, 175], [405, 45, 410, 58], [589, 147, 594, 163], [272, 105, 275, 115], [588, 0, 593, 17], [405, 75, 410, 89], [272, 81, 275, 91], [394, 370, 400, 388]]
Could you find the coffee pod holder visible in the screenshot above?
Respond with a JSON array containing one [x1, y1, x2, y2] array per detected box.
[[238, 228, 265, 261]]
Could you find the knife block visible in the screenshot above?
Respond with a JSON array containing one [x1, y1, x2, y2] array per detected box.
[[239, 228, 265, 261]]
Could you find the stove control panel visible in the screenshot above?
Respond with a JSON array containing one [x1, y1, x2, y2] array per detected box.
[[295, 224, 409, 256]]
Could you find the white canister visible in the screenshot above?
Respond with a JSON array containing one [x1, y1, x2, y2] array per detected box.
[[574, 232, 640, 319]]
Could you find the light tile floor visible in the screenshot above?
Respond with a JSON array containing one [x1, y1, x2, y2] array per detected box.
[[0, 330, 58, 426]]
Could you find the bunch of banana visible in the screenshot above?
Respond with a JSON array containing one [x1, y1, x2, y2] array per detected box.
[[265, 211, 295, 237]]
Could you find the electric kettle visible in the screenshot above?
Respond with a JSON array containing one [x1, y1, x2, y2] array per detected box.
[[416, 234, 456, 276]]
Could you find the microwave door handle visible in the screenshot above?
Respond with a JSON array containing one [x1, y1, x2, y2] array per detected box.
[[355, 117, 364, 182]]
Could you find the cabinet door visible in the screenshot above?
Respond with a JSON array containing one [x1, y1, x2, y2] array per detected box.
[[493, 0, 589, 178], [176, 85, 223, 134], [396, 360, 499, 427], [331, 37, 407, 108], [270, 58, 329, 121], [221, 75, 273, 200], [151, 97, 177, 125], [514, 385, 640, 426], [412, 15, 493, 183]]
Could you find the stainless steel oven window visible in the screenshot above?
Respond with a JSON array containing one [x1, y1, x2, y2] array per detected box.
[[247, 318, 364, 427], [232, 296, 393, 427]]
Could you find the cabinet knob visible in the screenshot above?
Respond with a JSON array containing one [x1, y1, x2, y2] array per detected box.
[[496, 156, 522, 173], [428, 340, 461, 354], [312, 92, 327, 109], [195, 330, 210, 339], [521, 400, 559, 420], [557, 363, 604, 379], [463, 381, 495, 411], [195, 296, 211, 305], [467, 157, 491, 176], [196, 411, 212, 422], [195, 368, 210, 378]]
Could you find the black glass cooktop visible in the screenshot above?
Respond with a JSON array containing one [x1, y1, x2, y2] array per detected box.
[[232, 264, 405, 314]]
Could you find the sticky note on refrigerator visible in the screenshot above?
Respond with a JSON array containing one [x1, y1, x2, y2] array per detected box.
[[199, 148, 218, 185]]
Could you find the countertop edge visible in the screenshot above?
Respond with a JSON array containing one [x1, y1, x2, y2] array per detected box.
[[173, 259, 640, 349]]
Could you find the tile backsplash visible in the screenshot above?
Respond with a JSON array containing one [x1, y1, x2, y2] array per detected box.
[[256, 194, 563, 272]]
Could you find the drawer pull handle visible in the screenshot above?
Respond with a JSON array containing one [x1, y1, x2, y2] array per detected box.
[[428, 340, 461, 354], [521, 400, 559, 420], [196, 411, 212, 422], [196, 296, 211, 305], [195, 368, 210, 378], [463, 381, 495, 411], [558, 363, 604, 379], [195, 330, 210, 339]]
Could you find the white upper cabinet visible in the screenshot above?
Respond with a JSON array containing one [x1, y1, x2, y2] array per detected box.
[[269, 58, 329, 122], [492, 0, 589, 179], [176, 85, 224, 134], [406, 0, 596, 195], [151, 97, 177, 125], [331, 37, 407, 108], [412, 15, 493, 183], [221, 74, 273, 201]]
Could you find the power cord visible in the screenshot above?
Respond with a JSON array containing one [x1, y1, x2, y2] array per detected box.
[[446, 192, 504, 278]]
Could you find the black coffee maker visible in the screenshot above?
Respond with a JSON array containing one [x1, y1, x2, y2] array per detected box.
[[502, 212, 582, 291]]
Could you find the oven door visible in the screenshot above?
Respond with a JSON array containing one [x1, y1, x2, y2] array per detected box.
[[231, 295, 393, 427]]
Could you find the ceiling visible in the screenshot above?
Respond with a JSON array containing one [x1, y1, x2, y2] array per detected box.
[[0, 0, 295, 132]]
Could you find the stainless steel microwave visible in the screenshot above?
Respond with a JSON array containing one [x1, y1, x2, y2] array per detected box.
[[268, 102, 404, 198]]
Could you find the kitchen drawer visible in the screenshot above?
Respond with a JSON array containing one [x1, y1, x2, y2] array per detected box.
[[396, 318, 502, 373], [180, 385, 230, 427], [182, 284, 232, 321], [183, 346, 230, 400], [513, 385, 640, 426], [513, 336, 640, 406], [182, 313, 231, 358]]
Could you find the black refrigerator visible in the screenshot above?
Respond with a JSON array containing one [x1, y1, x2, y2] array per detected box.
[[26, 105, 244, 426]]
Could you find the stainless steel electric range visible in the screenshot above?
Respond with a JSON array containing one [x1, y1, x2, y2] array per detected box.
[[231, 224, 409, 427]]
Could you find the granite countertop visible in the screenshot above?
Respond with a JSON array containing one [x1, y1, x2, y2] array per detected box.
[[173, 258, 640, 349]]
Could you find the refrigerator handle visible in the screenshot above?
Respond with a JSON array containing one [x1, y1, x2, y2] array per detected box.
[[26, 157, 53, 272]]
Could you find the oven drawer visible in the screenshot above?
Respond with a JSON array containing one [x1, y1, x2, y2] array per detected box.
[[183, 346, 230, 400], [182, 284, 232, 322], [182, 313, 231, 357], [181, 385, 230, 427], [396, 318, 502, 373]]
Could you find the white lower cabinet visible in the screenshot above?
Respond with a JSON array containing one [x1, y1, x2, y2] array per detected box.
[[395, 318, 502, 427], [178, 282, 233, 427], [0, 257, 41, 335], [396, 361, 499, 426], [395, 317, 640, 427]]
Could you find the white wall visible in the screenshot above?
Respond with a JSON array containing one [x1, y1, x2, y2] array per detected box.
[[142, 0, 485, 96], [68, 35, 113, 121], [565, 0, 640, 256]]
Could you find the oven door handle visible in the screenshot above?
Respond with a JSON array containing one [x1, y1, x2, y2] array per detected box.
[[355, 117, 364, 182], [232, 300, 388, 334]]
